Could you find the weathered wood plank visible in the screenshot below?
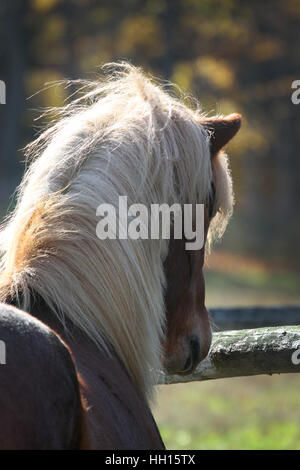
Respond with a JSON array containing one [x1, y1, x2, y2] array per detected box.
[[161, 325, 300, 384]]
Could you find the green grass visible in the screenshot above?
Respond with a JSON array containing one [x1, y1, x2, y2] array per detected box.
[[153, 375, 300, 450]]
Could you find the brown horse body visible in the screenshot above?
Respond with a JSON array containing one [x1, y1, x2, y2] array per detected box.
[[0, 303, 82, 449], [1, 298, 164, 449]]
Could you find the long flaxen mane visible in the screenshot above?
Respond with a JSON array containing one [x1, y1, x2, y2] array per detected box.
[[0, 63, 233, 400]]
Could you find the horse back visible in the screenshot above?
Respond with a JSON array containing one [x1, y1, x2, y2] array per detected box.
[[0, 303, 84, 449]]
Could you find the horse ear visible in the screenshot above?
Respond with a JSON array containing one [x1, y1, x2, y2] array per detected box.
[[201, 113, 242, 157]]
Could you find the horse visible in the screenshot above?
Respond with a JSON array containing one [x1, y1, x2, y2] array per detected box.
[[0, 63, 241, 449]]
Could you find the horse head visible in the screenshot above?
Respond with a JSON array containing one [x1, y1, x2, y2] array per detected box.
[[163, 114, 241, 375], [0, 63, 241, 399]]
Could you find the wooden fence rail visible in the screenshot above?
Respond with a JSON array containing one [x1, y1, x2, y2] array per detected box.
[[161, 308, 300, 385], [209, 306, 300, 331]]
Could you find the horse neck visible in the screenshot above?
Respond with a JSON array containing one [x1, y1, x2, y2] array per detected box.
[[7, 290, 145, 402]]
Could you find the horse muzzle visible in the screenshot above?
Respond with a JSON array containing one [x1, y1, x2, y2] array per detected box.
[[163, 329, 212, 376]]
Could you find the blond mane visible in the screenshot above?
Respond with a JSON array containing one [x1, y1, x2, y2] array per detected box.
[[0, 63, 233, 400]]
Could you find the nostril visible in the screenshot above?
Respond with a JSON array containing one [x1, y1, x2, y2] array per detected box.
[[183, 336, 201, 373], [189, 335, 200, 362], [184, 353, 193, 372]]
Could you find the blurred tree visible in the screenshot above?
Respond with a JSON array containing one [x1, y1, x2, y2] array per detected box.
[[0, 0, 28, 203]]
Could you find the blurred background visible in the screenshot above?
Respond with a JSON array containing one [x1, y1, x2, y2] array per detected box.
[[0, 0, 300, 449]]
